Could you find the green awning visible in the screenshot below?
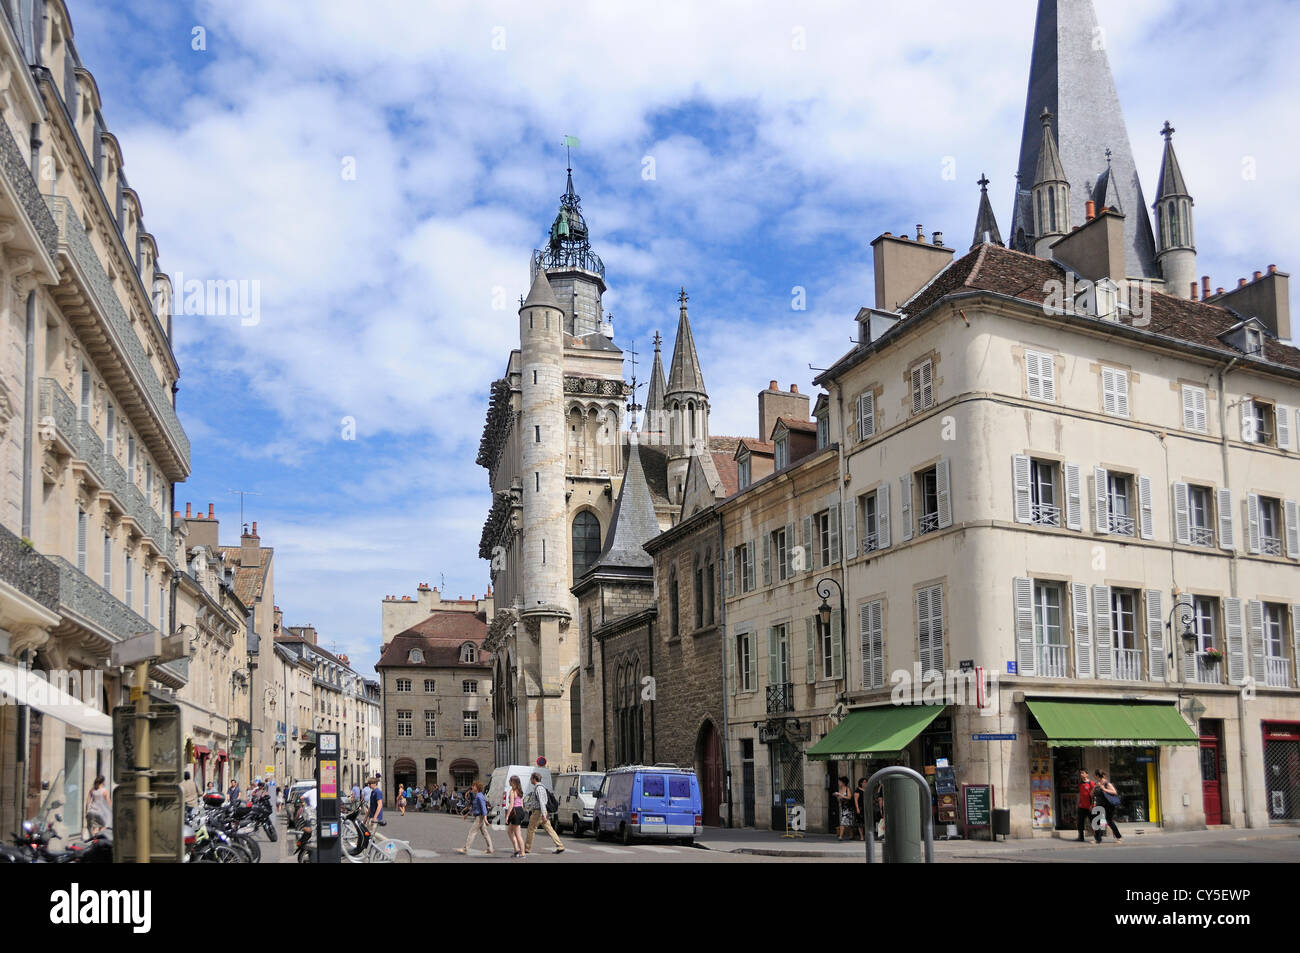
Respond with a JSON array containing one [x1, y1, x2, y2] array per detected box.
[[806, 705, 945, 761], [1025, 699, 1198, 748]]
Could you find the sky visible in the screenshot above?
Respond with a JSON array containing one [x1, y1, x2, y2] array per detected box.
[[67, 0, 1300, 674]]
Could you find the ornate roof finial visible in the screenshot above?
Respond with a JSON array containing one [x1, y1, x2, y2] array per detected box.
[[978, 173, 991, 192], [678, 287, 689, 314], [653, 330, 662, 352], [1161, 120, 1175, 141], [1105, 147, 1113, 168]]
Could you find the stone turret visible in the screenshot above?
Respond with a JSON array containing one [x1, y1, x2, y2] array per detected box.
[[1032, 109, 1070, 258], [971, 173, 1004, 250], [664, 288, 709, 505], [1153, 121, 1196, 299]]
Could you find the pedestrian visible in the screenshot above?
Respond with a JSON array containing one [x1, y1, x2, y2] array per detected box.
[[1095, 771, 1123, 843], [351, 781, 361, 806], [524, 771, 566, 854], [873, 785, 884, 839], [204, 779, 217, 798], [397, 784, 407, 816], [853, 778, 868, 841], [299, 784, 318, 829], [454, 781, 497, 856], [86, 776, 110, 834], [267, 777, 276, 808], [833, 777, 854, 840], [505, 776, 527, 858], [227, 777, 240, 804], [1075, 770, 1096, 843], [181, 771, 200, 813], [367, 776, 386, 827]]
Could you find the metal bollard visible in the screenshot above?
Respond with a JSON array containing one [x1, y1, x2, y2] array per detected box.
[[864, 765, 934, 863]]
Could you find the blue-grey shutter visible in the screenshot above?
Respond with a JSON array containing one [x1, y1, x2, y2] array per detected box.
[[1064, 463, 1082, 530], [876, 482, 891, 549], [1246, 600, 1266, 683], [805, 618, 816, 684], [762, 532, 772, 586], [1218, 489, 1235, 550], [1012, 455, 1033, 524], [830, 608, 843, 680], [899, 476, 913, 541], [1093, 467, 1110, 533], [935, 458, 952, 528], [1092, 585, 1113, 678], [801, 516, 812, 573]]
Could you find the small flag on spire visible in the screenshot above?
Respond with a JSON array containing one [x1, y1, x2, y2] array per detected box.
[[562, 135, 580, 149]]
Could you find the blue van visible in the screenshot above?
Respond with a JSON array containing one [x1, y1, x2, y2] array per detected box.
[[593, 765, 702, 845]]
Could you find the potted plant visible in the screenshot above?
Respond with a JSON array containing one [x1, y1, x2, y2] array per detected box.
[[1203, 647, 1223, 665]]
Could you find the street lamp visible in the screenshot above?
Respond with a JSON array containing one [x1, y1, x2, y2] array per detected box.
[[1166, 598, 1198, 670], [816, 577, 845, 683]]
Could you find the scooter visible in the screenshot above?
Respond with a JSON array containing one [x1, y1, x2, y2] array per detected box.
[[294, 823, 315, 863]]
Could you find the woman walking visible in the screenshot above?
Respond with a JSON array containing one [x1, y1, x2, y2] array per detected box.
[[506, 775, 528, 857], [1095, 771, 1123, 843], [833, 777, 854, 840], [86, 776, 111, 834], [853, 778, 868, 841], [397, 784, 407, 816]]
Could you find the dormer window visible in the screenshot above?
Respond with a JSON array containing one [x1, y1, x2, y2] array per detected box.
[[738, 454, 751, 490], [1246, 327, 1263, 356], [460, 642, 477, 663], [774, 435, 788, 470], [816, 414, 828, 449], [408, 649, 424, 664]]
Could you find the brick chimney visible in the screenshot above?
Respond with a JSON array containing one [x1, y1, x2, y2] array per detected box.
[[184, 502, 219, 550], [871, 227, 955, 312], [241, 520, 261, 569], [758, 382, 810, 443]]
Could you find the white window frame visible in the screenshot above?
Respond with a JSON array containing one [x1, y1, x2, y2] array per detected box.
[[1025, 349, 1056, 402], [1101, 366, 1130, 418], [910, 359, 934, 414]]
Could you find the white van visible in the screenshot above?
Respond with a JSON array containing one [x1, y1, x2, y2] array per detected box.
[[554, 771, 605, 836], [484, 765, 552, 825]]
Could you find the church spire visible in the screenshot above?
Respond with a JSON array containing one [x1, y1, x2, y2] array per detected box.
[[970, 173, 1004, 250], [1009, 0, 1157, 276], [644, 331, 668, 432], [1032, 108, 1070, 257], [1153, 120, 1196, 298], [666, 288, 707, 398], [589, 437, 659, 572]]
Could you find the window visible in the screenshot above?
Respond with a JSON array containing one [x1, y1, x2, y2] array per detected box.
[[916, 584, 944, 678], [1111, 589, 1141, 680], [910, 359, 934, 414], [1181, 385, 1208, 432], [1030, 582, 1066, 677], [1181, 484, 1215, 547], [694, 560, 705, 629], [1262, 604, 1289, 688], [735, 630, 754, 692], [462, 711, 479, 738], [76, 508, 88, 572], [462, 680, 478, 694], [643, 775, 665, 798], [396, 711, 412, 737], [1101, 366, 1130, 417], [124, 554, 133, 608], [1014, 458, 1061, 527], [460, 642, 477, 663], [816, 511, 832, 566], [424, 711, 436, 737], [768, 623, 791, 685], [738, 456, 751, 490], [1106, 472, 1135, 537], [815, 609, 843, 680], [80, 368, 91, 421], [395, 678, 412, 693], [1196, 595, 1216, 686], [423, 679, 435, 693], [1241, 398, 1274, 446], [855, 391, 876, 440], [702, 552, 715, 625], [918, 467, 940, 535], [572, 511, 601, 582], [407, 648, 423, 664], [861, 489, 883, 552], [774, 436, 788, 470], [817, 414, 829, 448], [859, 599, 884, 689], [735, 542, 755, 593], [669, 571, 680, 639], [102, 534, 112, 589], [143, 577, 150, 620], [1025, 350, 1055, 401], [1247, 494, 1284, 556], [106, 404, 116, 452], [772, 527, 789, 582]]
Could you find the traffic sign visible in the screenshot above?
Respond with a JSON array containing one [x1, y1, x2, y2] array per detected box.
[[113, 699, 183, 781], [113, 783, 184, 863]]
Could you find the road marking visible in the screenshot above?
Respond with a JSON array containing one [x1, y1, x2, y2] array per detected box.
[[585, 845, 626, 854], [412, 848, 438, 858], [633, 845, 678, 853]]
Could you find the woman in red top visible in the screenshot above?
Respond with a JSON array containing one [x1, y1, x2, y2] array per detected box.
[[1075, 770, 1095, 842]]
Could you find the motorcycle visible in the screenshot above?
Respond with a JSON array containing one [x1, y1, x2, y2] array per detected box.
[[294, 823, 315, 863]]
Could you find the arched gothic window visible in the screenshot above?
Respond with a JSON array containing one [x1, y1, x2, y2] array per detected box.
[[572, 511, 601, 582]]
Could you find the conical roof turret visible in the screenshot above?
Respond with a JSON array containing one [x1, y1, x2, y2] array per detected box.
[[665, 288, 707, 398]]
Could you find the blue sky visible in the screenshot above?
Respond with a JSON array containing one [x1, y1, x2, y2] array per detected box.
[[67, 0, 1300, 672]]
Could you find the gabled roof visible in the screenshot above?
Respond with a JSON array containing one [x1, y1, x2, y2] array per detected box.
[[216, 545, 272, 607], [591, 439, 659, 571], [376, 612, 491, 670], [774, 416, 817, 435], [736, 438, 774, 457]]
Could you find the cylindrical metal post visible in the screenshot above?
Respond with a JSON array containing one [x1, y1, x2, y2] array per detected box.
[[883, 776, 922, 863], [135, 660, 150, 864]]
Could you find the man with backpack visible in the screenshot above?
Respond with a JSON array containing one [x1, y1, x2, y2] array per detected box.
[[524, 771, 565, 854]]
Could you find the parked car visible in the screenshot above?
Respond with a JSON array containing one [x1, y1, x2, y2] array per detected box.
[[484, 765, 552, 824], [594, 765, 702, 845], [554, 771, 604, 836]]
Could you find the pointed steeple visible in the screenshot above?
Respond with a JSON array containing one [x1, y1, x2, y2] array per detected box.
[[1033, 109, 1067, 188], [1031, 109, 1070, 256], [1009, 0, 1157, 277], [590, 438, 659, 571], [645, 331, 667, 419], [1091, 148, 1124, 214], [666, 288, 707, 398], [970, 173, 1004, 250], [1152, 121, 1196, 298], [522, 266, 561, 311], [1154, 122, 1190, 202]]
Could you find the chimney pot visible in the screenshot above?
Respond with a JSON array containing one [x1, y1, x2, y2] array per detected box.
[[932, 231, 943, 246], [790, 384, 798, 394], [208, 503, 215, 519], [882, 231, 892, 238], [1253, 271, 1262, 281], [769, 380, 778, 390], [185, 502, 192, 518], [1238, 278, 1247, 288], [1202, 276, 1211, 298], [1268, 264, 1277, 274], [915, 224, 924, 241], [251, 521, 258, 536], [1189, 282, 1198, 301], [1216, 287, 1224, 295], [1085, 200, 1096, 221]]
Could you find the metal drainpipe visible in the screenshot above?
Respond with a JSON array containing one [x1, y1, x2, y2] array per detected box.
[[648, 614, 655, 765], [716, 512, 732, 826], [1217, 358, 1254, 828], [21, 291, 35, 538]]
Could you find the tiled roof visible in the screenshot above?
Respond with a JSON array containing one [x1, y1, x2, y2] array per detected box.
[[217, 545, 272, 606], [775, 416, 817, 434], [376, 611, 491, 670], [736, 438, 774, 457], [711, 451, 739, 497], [901, 243, 1300, 372]]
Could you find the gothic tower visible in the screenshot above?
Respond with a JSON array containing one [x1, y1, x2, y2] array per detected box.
[[1032, 108, 1070, 258], [1153, 121, 1197, 300], [644, 331, 667, 439], [541, 167, 608, 338], [664, 288, 709, 505]]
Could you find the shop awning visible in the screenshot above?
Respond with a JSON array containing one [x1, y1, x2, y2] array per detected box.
[[1025, 699, 1198, 747], [806, 705, 945, 761], [0, 661, 112, 748], [193, 745, 210, 756]]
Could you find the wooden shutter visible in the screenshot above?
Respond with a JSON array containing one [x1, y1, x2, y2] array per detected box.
[[1014, 577, 1035, 676], [801, 516, 813, 573], [767, 627, 778, 685], [1145, 589, 1165, 681], [1064, 463, 1082, 530], [726, 548, 734, 596], [805, 618, 817, 684], [900, 475, 913, 541], [1182, 385, 1207, 432], [877, 482, 891, 549], [1291, 605, 1300, 688], [1285, 500, 1300, 560], [922, 361, 934, 408], [1172, 482, 1191, 544], [785, 522, 796, 576], [762, 533, 772, 586], [1113, 370, 1130, 416], [860, 601, 883, 690], [1012, 455, 1033, 523], [929, 586, 944, 675], [1225, 598, 1246, 685], [1178, 593, 1197, 682], [859, 392, 875, 439], [1025, 351, 1041, 399], [935, 458, 952, 529], [828, 503, 841, 563], [1072, 583, 1092, 678], [830, 608, 843, 680], [1247, 601, 1267, 683], [745, 541, 755, 591], [1138, 475, 1154, 540], [1093, 467, 1110, 533], [1246, 494, 1261, 554], [1218, 488, 1235, 550], [76, 509, 87, 572], [729, 628, 738, 695], [1092, 585, 1113, 678], [1277, 404, 1292, 449], [1240, 398, 1255, 441], [843, 500, 856, 560], [916, 587, 932, 676], [1102, 368, 1117, 414]]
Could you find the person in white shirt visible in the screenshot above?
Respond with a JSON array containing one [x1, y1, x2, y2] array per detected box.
[[524, 772, 565, 855]]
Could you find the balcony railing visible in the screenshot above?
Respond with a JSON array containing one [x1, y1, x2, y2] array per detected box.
[[1260, 536, 1283, 557], [1037, 644, 1068, 678], [861, 532, 879, 554], [1030, 502, 1061, 527], [1189, 526, 1214, 547], [1266, 657, 1291, 688], [1108, 513, 1136, 537], [1114, 648, 1143, 681], [1195, 653, 1222, 684], [0, 116, 58, 260], [46, 196, 190, 471], [0, 522, 60, 613], [918, 512, 941, 535], [766, 682, 795, 715]]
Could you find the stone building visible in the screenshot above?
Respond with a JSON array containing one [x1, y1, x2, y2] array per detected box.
[[0, 1, 190, 839], [381, 583, 492, 654], [377, 608, 494, 793], [476, 171, 734, 768]]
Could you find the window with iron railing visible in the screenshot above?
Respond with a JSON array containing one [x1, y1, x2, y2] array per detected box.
[[1033, 583, 1067, 677], [1107, 474, 1135, 537], [1114, 648, 1143, 681], [1264, 604, 1289, 688], [1030, 460, 1060, 526], [1259, 497, 1283, 555], [918, 467, 940, 536], [765, 682, 794, 715], [1111, 589, 1140, 677]]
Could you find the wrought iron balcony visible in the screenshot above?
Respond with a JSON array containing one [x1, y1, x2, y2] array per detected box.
[[918, 512, 941, 535], [1266, 656, 1290, 688], [1114, 648, 1143, 681], [861, 532, 879, 554], [1189, 526, 1214, 547], [1108, 513, 1136, 537], [1260, 536, 1283, 557], [45, 196, 190, 472], [1030, 502, 1061, 527], [766, 682, 795, 715], [0, 522, 60, 613], [0, 116, 58, 260], [1195, 653, 1222, 684]]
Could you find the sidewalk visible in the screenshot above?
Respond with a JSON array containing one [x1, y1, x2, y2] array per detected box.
[[696, 824, 1299, 859]]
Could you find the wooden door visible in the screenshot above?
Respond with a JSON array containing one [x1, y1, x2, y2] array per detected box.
[[699, 721, 722, 826], [1200, 736, 1222, 825]]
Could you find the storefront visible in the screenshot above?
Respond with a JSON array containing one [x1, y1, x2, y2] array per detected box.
[[1024, 699, 1197, 833], [1262, 721, 1300, 822]]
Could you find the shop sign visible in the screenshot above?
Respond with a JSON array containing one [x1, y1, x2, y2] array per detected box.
[[1006, 661, 1017, 674], [973, 733, 1017, 741], [963, 783, 992, 830]]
